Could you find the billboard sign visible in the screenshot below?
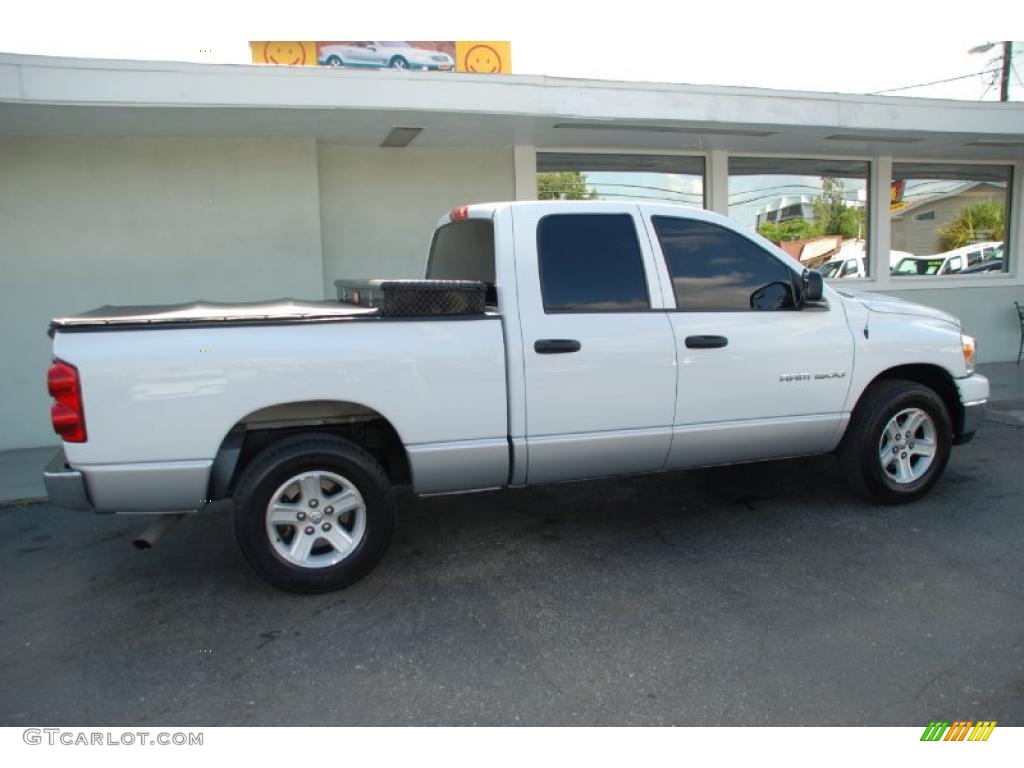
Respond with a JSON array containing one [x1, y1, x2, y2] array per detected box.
[[890, 179, 906, 210], [250, 41, 511, 74]]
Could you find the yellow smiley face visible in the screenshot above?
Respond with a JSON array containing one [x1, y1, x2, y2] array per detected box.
[[263, 42, 306, 66], [465, 45, 502, 73]]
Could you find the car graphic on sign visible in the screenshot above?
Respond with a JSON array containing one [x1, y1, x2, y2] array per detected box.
[[318, 42, 454, 71]]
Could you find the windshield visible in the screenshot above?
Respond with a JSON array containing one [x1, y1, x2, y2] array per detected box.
[[819, 261, 843, 278], [378, 41, 407, 47], [893, 257, 945, 276]]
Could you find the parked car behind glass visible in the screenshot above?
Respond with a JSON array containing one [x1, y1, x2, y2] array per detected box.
[[892, 241, 1003, 277]]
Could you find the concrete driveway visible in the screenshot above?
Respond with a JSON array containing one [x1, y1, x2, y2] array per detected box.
[[1, 420, 1022, 726]]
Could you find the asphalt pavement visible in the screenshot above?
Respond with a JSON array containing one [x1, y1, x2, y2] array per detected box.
[[1, 420, 1022, 726]]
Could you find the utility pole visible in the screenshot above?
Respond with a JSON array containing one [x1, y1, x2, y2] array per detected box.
[[999, 41, 1012, 102], [970, 41, 1013, 101]]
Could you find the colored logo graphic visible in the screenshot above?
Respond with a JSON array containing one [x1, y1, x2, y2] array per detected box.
[[465, 44, 501, 73], [890, 179, 906, 210], [455, 41, 512, 74], [920, 721, 997, 741], [262, 41, 309, 66], [250, 42, 318, 66]]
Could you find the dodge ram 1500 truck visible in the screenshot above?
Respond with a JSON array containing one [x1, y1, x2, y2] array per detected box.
[[43, 201, 989, 592]]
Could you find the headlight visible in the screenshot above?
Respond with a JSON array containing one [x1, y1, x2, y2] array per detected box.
[[961, 334, 976, 373]]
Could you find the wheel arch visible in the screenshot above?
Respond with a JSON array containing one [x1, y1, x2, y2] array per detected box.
[[851, 363, 963, 437], [209, 400, 410, 500]]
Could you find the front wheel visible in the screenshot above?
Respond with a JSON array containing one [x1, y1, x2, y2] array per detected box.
[[838, 379, 952, 504], [389, 56, 409, 69], [232, 434, 395, 593]]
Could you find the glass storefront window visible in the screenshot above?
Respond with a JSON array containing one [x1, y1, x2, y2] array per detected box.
[[536, 153, 704, 207], [890, 163, 1011, 277], [728, 157, 870, 278]]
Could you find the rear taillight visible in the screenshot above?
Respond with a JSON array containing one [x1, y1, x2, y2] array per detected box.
[[47, 359, 87, 442]]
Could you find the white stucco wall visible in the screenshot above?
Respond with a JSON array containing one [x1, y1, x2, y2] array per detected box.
[[0, 137, 325, 450], [317, 146, 516, 288]]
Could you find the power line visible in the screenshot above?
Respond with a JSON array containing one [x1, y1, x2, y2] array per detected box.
[[871, 67, 1000, 95], [584, 181, 703, 198]]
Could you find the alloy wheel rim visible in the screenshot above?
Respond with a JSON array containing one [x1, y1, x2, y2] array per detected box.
[[878, 407, 937, 485], [265, 470, 366, 568]]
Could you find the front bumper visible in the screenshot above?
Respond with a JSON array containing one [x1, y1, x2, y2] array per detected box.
[[953, 372, 990, 445], [958, 401, 986, 440], [43, 450, 95, 512]]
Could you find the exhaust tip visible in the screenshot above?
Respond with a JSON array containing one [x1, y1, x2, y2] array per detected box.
[[132, 513, 187, 550]]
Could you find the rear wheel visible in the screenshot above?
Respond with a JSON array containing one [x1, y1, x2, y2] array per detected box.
[[232, 434, 395, 593], [325, 55, 343, 67], [838, 379, 952, 504]]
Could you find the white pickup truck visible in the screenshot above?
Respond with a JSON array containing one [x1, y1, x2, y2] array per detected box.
[[43, 201, 989, 592]]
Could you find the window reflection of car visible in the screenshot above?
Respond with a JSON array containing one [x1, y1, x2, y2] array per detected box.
[[893, 255, 958, 276], [818, 249, 912, 279], [891, 241, 1003, 277], [961, 259, 1005, 274], [318, 41, 454, 71]]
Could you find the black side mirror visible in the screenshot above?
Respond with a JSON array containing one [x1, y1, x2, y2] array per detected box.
[[750, 281, 795, 311], [802, 269, 824, 302]]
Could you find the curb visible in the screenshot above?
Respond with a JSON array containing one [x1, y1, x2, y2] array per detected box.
[[0, 496, 49, 508]]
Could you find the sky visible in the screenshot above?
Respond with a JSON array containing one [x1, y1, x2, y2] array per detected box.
[[1, 1, 1020, 101]]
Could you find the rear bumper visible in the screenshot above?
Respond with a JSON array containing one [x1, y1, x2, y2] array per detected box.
[[43, 450, 96, 512], [44, 453, 211, 514]]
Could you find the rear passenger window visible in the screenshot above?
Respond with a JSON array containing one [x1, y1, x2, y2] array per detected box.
[[537, 214, 650, 313], [427, 219, 497, 305], [652, 216, 795, 311]]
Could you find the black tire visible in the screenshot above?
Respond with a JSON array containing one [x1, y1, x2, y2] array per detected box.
[[325, 55, 343, 67], [232, 434, 395, 593], [389, 56, 409, 69], [837, 378, 952, 504]]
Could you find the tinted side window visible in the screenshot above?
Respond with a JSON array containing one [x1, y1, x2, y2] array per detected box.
[[537, 214, 650, 312], [652, 216, 794, 311]]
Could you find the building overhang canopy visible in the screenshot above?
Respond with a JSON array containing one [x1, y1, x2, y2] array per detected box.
[[2, 53, 1023, 160]]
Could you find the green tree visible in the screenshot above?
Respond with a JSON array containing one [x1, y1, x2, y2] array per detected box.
[[813, 177, 863, 240], [537, 171, 597, 200], [758, 217, 820, 243], [937, 199, 1005, 250]]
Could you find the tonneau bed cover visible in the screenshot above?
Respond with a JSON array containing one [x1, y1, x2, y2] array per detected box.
[[49, 299, 377, 334]]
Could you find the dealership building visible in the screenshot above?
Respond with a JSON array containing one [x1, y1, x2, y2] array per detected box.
[[1, 52, 1023, 451]]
